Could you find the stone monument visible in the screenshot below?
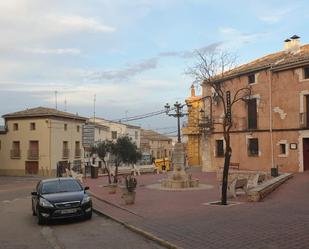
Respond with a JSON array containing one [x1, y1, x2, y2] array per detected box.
[[161, 142, 199, 189]]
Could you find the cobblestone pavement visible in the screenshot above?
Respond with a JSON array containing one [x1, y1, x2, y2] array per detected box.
[[86, 171, 309, 249]]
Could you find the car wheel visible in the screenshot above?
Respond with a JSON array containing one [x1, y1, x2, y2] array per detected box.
[[85, 211, 92, 220], [32, 201, 36, 216], [37, 210, 46, 225]]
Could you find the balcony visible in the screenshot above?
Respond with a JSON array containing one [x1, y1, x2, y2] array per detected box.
[[10, 149, 21, 159], [75, 148, 81, 158], [28, 149, 39, 160], [300, 112, 308, 128], [63, 148, 70, 159]]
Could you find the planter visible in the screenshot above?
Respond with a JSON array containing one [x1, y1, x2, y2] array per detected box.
[[271, 167, 278, 177], [91, 166, 99, 178], [107, 184, 117, 194], [122, 190, 136, 205]]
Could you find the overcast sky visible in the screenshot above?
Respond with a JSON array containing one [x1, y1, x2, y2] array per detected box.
[[1, 0, 308, 134]]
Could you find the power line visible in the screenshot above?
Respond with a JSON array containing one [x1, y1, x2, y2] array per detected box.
[[113, 108, 175, 122]]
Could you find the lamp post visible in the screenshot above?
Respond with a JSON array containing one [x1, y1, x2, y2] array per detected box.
[[164, 101, 189, 143]]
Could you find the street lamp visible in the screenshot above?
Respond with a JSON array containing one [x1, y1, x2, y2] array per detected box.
[[164, 101, 189, 143]]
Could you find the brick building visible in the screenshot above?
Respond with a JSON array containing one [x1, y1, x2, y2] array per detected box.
[[199, 36, 309, 173]]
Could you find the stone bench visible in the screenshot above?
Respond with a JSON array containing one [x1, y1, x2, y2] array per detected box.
[[247, 173, 293, 202], [228, 178, 248, 198]]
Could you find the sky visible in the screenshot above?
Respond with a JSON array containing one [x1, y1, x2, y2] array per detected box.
[[0, 0, 309, 135]]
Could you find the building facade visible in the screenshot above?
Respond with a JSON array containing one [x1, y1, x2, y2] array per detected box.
[[199, 36, 309, 173], [0, 107, 87, 176], [90, 117, 141, 148], [140, 129, 173, 160], [182, 85, 204, 166]]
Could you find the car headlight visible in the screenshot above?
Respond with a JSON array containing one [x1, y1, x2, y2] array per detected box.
[[81, 195, 91, 204], [39, 198, 54, 208]]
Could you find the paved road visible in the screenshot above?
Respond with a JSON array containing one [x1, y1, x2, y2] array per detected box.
[[0, 177, 164, 249]]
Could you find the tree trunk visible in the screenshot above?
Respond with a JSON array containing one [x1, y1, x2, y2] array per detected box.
[[103, 160, 111, 184], [221, 144, 231, 205], [113, 161, 119, 184]]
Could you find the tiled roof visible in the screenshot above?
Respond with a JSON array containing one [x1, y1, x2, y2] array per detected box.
[[213, 44, 309, 82], [2, 107, 87, 121], [141, 129, 172, 141]]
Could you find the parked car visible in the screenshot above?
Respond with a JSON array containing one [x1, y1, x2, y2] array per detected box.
[[31, 178, 92, 225]]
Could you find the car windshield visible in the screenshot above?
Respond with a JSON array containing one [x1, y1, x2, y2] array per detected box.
[[41, 179, 82, 194]]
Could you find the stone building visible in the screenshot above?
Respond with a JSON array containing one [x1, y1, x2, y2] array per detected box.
[[0, 107, 87, 176], [199, 36, 309, 173], [140, 129, 173, 160]]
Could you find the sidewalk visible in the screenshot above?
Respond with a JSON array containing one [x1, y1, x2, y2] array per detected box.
[[84, 171, 309, 249]]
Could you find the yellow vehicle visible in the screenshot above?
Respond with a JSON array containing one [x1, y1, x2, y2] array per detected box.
[[154, 158, 171, 172]]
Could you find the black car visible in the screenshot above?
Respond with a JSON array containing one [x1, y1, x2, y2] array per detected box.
[[31, 178, 92, 225]]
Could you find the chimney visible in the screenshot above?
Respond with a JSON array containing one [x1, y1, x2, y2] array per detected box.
[[284, 38, 291, 51], [285, 35, 301, 53]]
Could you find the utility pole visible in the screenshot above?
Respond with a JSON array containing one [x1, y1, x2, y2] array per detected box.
[[64, 97, 67, 111], [93, 94, 96, 123], [55, 91, 58, 110]]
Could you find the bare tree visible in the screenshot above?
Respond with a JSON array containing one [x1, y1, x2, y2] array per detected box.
[[188, 48, 251, 205]]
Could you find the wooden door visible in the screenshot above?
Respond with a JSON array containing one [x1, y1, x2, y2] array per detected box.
[[25, 161, 38, 174], [303, 138, 309, 171]]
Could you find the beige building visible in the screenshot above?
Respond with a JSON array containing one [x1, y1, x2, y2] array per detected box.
[[90, 117, 141, 148], [140, 129, 173, 159], [0, 107, 87, 176], [199, 36, 309, 173]]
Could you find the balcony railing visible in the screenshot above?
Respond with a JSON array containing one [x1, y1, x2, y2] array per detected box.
[[28, 149, 39, 160], [75, 148, 81, 158], [300, 112, 308, 128], [63, 148, 70, 159], [10, 149, 21, 159]]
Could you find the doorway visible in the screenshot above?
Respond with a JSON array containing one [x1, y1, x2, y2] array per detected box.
[[303, 138, 309, 171], [25, 161, 38, 174]]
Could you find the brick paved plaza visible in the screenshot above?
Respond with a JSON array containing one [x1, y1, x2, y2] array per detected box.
[[85, 170, 309, 249]]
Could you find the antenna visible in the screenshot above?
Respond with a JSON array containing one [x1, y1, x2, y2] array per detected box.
[[93, 94, 96, 123], [54, 91, 58, 110], [64, 96, 67, 111]]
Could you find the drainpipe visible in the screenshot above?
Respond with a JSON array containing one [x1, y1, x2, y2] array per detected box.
[[268, 67, 275, 169]]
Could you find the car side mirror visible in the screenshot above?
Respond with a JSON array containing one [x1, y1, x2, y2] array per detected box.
[[31, 191, 38, 196], [84, 186, 90, 191]]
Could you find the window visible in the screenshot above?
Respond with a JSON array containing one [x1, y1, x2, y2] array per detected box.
[[304, 67, 309, 79], [77, 125, 80, 132], [63, 141, 69, 158], [216, 140, 224, 157], [112, 131, 117, 139], [248, 74, 255, 84], [30, 122, 36, 130], [11, 141, 21, 159], [279, 144, 287, 155], [13, 123, 18, 131], [248, 138, 259, 156], [135, 131, 138, 140], [64, 124, 68, 131], [248, 98, 257, 129]]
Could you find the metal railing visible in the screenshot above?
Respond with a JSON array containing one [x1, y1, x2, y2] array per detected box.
[[75, 148, 81, 158], [10, 149, 21, 159], [63, 148, 70, 159], [28, 149, 39, 160]]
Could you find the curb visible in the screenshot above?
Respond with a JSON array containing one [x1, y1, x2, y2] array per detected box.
[[92, 204, 182, 249]]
